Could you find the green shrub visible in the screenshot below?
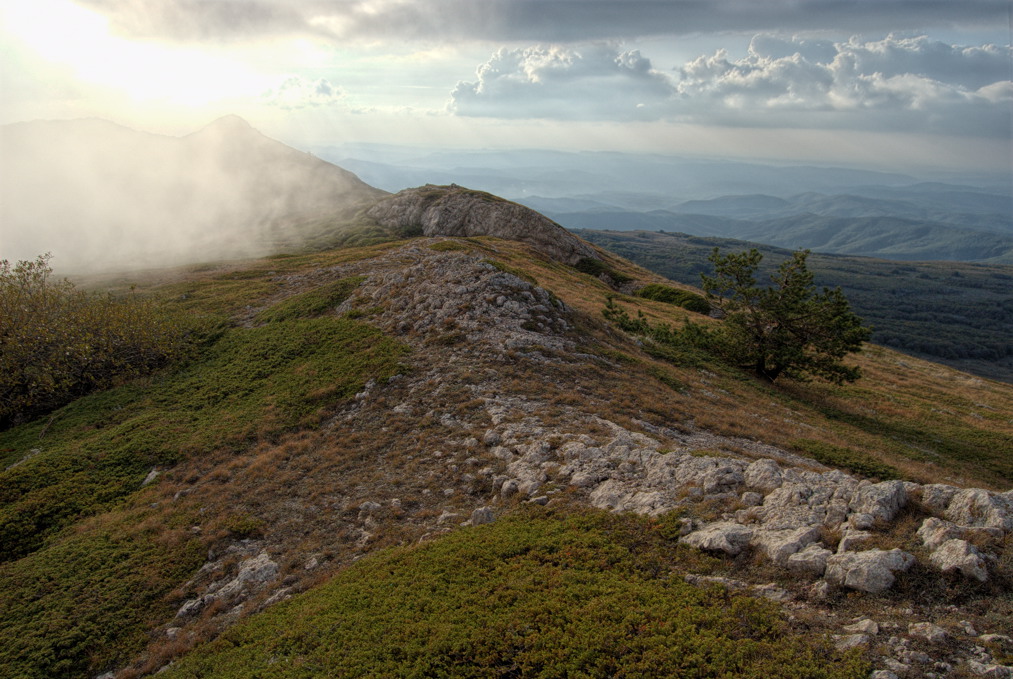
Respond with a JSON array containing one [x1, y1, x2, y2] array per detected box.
[[791, 438, 900, 480], [0, 317, 408, 562], [636, 283, 711, 314], [574, 257, 633, 285], [0, 254, 188, 428], [162, 508, 868, 679], [256, 276, 365, 323]]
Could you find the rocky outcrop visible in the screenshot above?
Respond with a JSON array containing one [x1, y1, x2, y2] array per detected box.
[[365, 184, 599, 265]]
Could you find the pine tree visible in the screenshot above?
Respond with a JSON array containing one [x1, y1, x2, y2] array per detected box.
[[701, 248, 872, 384]]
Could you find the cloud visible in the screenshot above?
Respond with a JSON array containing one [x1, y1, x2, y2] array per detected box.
[[450, 44, 673, 120], [262, 76, 345, 109], [671, 35, 1012, 134], [451, 34, 1012, 135], [75, 0, 1010, 44]]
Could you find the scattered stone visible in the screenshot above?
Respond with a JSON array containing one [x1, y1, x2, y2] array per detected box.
[[681, 522, 754, 556], [967, 661, 1013, 678], [850, 480, 907, 523], [740, 491, 763, 507], [471, 506, 495, 525], [528, 495, 549, 505], [930, 538, 989, 582], [917, 517, 966, 550], [837, 529, 873, 553], [825, 549, 915, 593], [437, 510, 461, 525], [946, 489, 1013, 531], [920, 484, 959, 513], [834, 633, 870, 651], [844, 618, 880, 635], [142, 468, 160, 486], [870, 671, 899, 679], [786, 543, 832, 576], [500, 479, 519, 498], [909, 622, 949, 643], [744, 458, 783, 492], [751, 525, 821, 565]]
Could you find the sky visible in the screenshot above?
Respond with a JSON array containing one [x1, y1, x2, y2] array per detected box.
[[1, 0, 1011, 174]]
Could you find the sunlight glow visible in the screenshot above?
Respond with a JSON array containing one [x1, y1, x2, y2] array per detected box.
[[1, 0, 270, 106]]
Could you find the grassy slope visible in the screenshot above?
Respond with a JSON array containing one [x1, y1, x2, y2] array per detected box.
[[574, 229, 1013, 384], [1, 234, 1011, 678], [0, 245, 408, 679]]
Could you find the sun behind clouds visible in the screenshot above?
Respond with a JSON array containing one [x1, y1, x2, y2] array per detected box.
[[2, 0, 269, 107]]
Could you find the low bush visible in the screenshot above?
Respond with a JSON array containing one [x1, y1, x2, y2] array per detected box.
[[636, 283, 711, 314], [256, 275, 365, 323], [0, 254, 189, 428], [574, 257, 633, 285], [161, 508, 868, 678], [790, 438, 900, 480]]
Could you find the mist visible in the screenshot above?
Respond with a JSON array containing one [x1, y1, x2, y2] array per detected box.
[[0, 116, 386, 274]]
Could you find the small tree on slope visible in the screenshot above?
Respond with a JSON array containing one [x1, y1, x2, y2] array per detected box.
[[701, 248, 872, 384]]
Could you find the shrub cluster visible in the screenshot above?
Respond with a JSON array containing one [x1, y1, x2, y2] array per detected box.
[[0, 255, 187, 428], [574, 257, 633, 285], [635, 283, 710, 314]]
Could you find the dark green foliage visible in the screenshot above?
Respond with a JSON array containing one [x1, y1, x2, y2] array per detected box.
[[576, 230, 1013, 383], [701, 248, 871, 384], [162, 508, 868, 679], [635, 283, 710, 314], [0, 510, 205, 679], [790, 438, 901, 480], [0, 254, 188, 428], [602, 298, 714, 369], [574, 257, 633, 285], [255, 275, 365, 323], [0, 317, 407, 562]]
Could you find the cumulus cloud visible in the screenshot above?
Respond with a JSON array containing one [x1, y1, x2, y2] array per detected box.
[[450, 44, 673, 120], [262, 76, 345, 109], [451, 34, 1012, 135], [75, 0, 1010, 44], [672, 34, 1012, 134]]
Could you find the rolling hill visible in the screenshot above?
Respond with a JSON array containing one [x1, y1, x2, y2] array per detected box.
[[2, 194, 1013, 677], [2, 120, 1012, 678]]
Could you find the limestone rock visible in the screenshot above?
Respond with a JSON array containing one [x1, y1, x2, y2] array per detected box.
[[751, 526, 821, 565], [946, 489, 1013, 531], [365, 185, 599, 265], [825, 549, 914, 593], [744, 458, 783, 492], [917, 517, 965, 550], [850, 480, 907, 523], [930, 538, 988, 582], [471, 506, 495, 525], [920, 483, 959, 513], [967, 661, 1013, 678], [834, 633, 870, 650], [837, 529, 873, 553], [786, 543, 833, 576], [909, 622, 949, 643], [681, 522, 754, 556], [844, 618, 880, 635]]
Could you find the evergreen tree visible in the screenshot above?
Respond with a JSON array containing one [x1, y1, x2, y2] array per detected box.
[[701, 248, 871, 384]]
